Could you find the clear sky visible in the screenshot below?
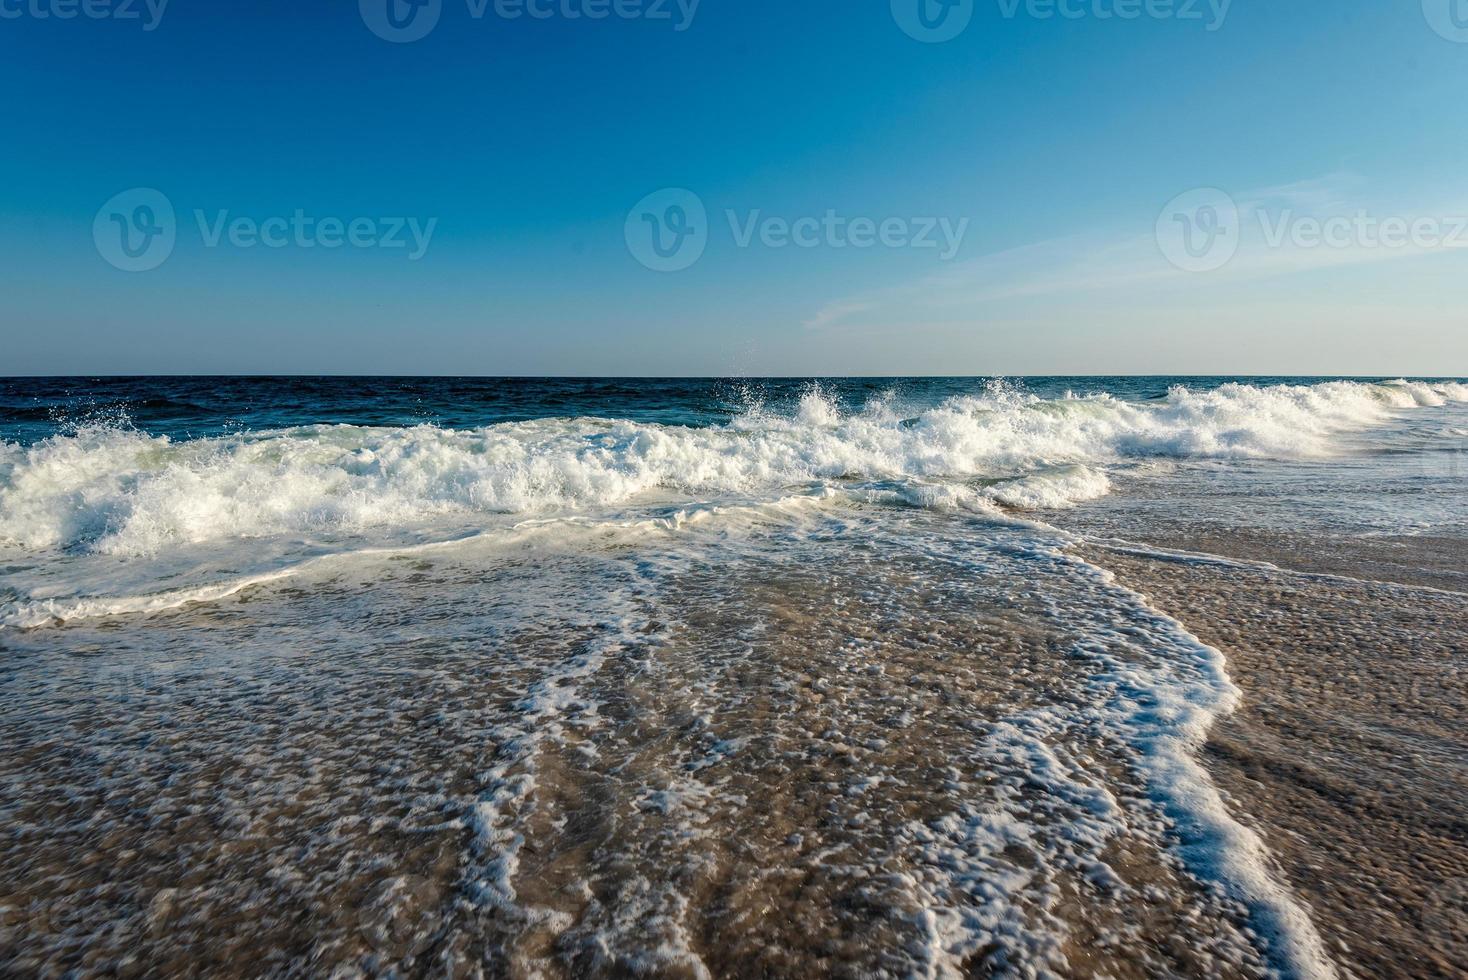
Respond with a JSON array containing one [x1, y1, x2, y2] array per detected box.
[[2, 0, 1465, 376]]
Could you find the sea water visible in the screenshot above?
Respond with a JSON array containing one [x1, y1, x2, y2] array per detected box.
[[1, 376, 1464, 977]]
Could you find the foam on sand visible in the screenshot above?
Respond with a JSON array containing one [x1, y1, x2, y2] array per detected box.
[[1059, 549, 1338, 980]]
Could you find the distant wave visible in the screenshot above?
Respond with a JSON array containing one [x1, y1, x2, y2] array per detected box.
[[0, 379, 1463, 558]]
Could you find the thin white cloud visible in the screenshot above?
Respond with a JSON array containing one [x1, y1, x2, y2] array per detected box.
[[802, 301, 874, 331], [802, 172, 1468, 333]]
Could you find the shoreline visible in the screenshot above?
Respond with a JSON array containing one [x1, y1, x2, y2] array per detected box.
[[1073, 533, 1468, 978]]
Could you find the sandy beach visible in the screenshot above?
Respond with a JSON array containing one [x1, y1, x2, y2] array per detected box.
[[6, 0, 1468, 966], [1076, 534, 1468, 978], [2, 377, 1465, 978]]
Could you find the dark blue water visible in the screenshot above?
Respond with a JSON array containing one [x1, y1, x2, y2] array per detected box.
[[0, 376, 1447, 445]]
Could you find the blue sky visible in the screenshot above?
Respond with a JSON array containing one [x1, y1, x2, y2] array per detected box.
[[1, 0, 1465, 376]]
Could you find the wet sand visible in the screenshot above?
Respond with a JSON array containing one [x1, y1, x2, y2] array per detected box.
[[0, 518, 1291, 979], [1075, 534, 1468, 979], [1, 507, 1462, 978]]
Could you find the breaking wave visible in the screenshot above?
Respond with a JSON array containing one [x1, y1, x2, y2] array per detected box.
[[0, 379, 1463, 558]]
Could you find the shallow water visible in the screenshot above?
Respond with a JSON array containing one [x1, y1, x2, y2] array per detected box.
[[1, 377, 1464, 977]]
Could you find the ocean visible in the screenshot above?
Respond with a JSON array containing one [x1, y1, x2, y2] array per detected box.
[[1, 376, 1465, 978]]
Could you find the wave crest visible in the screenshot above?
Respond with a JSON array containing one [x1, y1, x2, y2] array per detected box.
[[0, 380, 1462, 556]]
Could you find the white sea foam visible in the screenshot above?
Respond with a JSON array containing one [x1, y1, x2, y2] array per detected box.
[[0, 468, 1404, 975], [0, 569, 301, 629], [1057, 550, 1339, 980], [0, 493, 842, 628], [2, 380, 1461, 563], [852, 530, 1341, 979]]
